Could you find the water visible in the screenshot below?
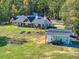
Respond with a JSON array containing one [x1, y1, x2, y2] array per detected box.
[[58, 42, 79, 48]]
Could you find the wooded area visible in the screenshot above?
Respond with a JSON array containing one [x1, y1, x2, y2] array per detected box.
[[0, 0, 79, 35]]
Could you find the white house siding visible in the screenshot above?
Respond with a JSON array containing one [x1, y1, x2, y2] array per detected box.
[[32, 16, 52, 28]]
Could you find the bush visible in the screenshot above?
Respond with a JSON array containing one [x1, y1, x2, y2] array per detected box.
[[73, 20, 79, 36]]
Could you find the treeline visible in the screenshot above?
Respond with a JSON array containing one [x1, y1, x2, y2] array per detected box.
[[0, 0, 79, 19], [0, 0, 65, 20], [0, 0, 79, 35]]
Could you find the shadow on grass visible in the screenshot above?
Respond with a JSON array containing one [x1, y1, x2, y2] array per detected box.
[[0, 36, 8, 47], [0, 36, 28, 47]]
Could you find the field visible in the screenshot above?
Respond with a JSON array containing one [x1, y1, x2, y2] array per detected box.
[[0, 26, 79, 59]]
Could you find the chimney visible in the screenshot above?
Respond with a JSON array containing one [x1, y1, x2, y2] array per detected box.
[[44, 16, 47, 20]]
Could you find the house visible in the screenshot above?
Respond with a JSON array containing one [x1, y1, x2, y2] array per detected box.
[[10, 14, 36, 27], [46, 29, 73, 45], [27, 15, 35, 22], [10, 16, 18, 22], [11, 15, 30, 27], [10, 13, 52, 28], [32, 16, 52, 28]]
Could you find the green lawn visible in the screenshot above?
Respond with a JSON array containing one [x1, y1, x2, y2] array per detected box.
[[0, 43, 79, 59], [54, 25, 65, 29], [0, 25, 79, 59], [0, 25, 34, 32]]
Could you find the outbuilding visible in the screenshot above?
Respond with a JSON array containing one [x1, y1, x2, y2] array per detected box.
[[46, 29, 73, 45]]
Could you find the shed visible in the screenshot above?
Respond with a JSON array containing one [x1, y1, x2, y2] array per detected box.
[[46, 29, 73, 45]]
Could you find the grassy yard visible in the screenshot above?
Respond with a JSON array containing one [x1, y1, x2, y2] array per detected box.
[[0, 25, 34, 32], [0, 25, 79, 59], [54, 25, 65, 29]]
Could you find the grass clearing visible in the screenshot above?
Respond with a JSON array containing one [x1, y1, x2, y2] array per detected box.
[[0, 43, 79, 59], [54, 25, 65, 29], [0, 25, 79, 59], [0, 25, 34, 32]]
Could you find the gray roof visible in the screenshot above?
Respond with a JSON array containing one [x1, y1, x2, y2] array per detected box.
[[47, 29, 72, 36], [15, 15, 28, 23], [32, 16, 51, 25]]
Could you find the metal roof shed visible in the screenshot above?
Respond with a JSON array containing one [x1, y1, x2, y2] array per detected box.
[[47, 29, 73, 45]]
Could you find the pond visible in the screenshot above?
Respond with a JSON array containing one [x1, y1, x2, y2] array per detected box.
[[66, 42, 79, 48], [50, 41, 79, 48]]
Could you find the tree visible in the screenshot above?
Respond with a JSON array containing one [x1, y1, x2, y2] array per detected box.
[[73, 18, 79, 35], [60, 0, 79, 35], [28, 0, 48, 16], [10, 0, 29, 16], [0, 0, 11, 21], [48, 0, 66, 18]]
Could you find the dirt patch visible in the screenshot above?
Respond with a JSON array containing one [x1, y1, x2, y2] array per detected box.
[[6, 39, 27, 45], [33, 35, 46, 44], [27, 30, 46, 44]]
